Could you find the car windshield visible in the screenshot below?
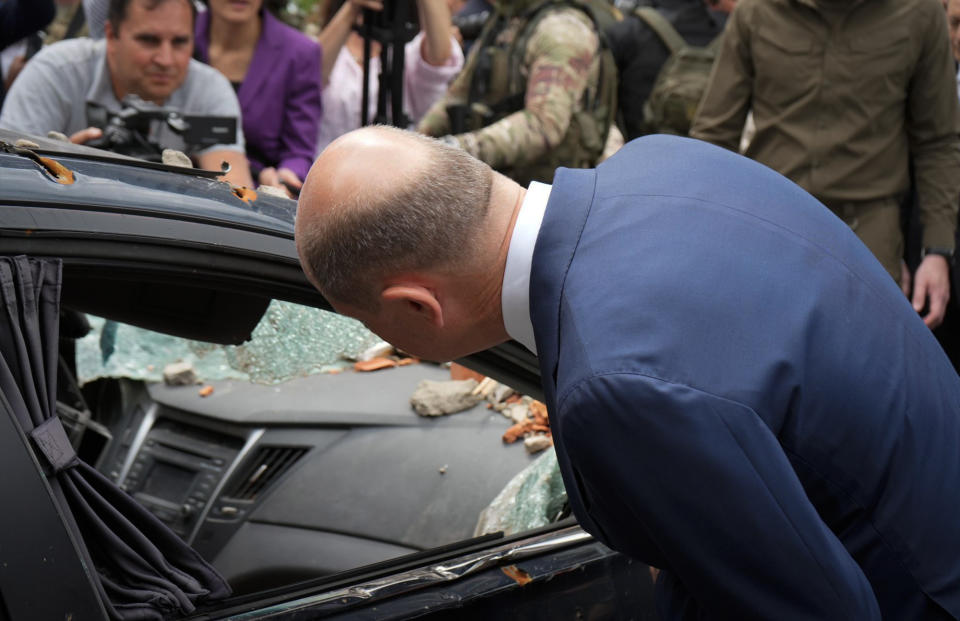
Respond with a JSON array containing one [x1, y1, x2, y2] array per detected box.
[[63, 297, 568, 597], [77, 300, 382, 385]]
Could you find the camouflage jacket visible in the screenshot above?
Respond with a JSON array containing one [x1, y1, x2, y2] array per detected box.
[[416, 4, 603, 183]]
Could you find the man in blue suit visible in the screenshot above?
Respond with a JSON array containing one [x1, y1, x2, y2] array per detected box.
[[295, 126, 960, 619]]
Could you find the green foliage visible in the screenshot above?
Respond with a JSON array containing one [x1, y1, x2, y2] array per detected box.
[[277, 0, 326, 29]]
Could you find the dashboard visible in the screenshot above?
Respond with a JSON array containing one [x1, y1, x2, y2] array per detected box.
[[79, 364, 539, 594]]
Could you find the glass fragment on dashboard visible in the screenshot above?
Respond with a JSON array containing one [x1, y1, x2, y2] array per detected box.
[[474, 448, 568, 537]]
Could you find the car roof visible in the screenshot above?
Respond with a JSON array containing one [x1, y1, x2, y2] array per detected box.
[[0, 129, 298, 238], [0, 131, 545, 399]]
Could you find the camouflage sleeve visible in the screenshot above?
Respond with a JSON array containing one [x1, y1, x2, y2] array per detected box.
[[416, 41, 480, 136], [453, 8, 598, 169]]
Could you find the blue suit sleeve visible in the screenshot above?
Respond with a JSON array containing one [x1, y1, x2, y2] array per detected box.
[[557, 373, 881, 620]]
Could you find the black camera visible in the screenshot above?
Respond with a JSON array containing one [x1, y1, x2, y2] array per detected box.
[[85, 96, 237, 162], [359, 0, 419, 45], [451, 9, 490, 41]]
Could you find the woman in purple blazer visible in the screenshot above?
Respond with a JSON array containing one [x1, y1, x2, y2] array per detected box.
[[195, 0, 322, 194]]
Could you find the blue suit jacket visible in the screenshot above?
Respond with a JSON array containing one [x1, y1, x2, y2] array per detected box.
[[530, 136, 960, 620]]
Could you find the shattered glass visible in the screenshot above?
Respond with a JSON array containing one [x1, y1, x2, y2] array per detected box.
[[76, 300, 382, 385], [474, 448, 568, 537]]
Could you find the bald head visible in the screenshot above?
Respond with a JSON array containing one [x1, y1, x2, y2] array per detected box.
[[296, 126, 494, 309], [300, 126, 435, 224]]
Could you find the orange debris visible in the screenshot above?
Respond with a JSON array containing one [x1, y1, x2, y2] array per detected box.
[[502, 565, 533, 586], [354, 357, 398, 372]]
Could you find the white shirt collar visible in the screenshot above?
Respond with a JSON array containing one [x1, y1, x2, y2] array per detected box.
[[501, 181, 551, 355]]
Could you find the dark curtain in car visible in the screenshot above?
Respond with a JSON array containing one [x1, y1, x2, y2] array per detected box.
[[0, 256, 231, 620]]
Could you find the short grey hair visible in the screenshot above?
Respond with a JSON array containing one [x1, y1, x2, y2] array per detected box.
[[298, 130, 493, 310]]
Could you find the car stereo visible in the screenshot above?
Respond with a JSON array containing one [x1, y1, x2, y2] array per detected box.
[[122, 418, 243, 538]]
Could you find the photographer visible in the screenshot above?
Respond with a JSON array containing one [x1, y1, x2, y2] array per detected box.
[[314, 0, 463, 152], [0, 0, 253, 187]]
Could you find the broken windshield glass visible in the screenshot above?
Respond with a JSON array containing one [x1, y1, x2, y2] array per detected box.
[[76, 300, 382, 385], [474, 448, 567, 537]]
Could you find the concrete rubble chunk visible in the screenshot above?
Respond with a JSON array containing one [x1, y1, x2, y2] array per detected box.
[[524, 434, 553, 454], [502, 402, 531, 425], [487, 383, 516, 405], [163, 361, 197, 386], [161, 149, 193, 168], [257, 184, 288, 198], [410, 379, 483, 416], [471, 376, 498, 397]]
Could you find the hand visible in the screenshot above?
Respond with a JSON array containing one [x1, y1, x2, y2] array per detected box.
[[347, 0, 384, 14], [900, 259, 912, 298], [258, 167, 302, 198], [911, 254, 951, 329], [69, 127, 103, 145]]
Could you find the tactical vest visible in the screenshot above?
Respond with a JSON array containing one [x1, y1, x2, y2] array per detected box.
[[633, 7, 721, 137], [447, 0, 619, 185]]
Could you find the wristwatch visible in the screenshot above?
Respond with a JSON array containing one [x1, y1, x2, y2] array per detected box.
[[922, 247, 955, 265]]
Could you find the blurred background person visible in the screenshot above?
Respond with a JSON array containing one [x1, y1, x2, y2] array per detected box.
[[83, 0, 109, 38], [0, 0, 55, 105], [315, 0, 462, 153], [416, 0, 616, 186], [0, 0, 55, 49], [949, 0, 960, 98], [0, 0, 253, 187], [195, 0, 322, 195], [608, 0, 730, 141], [692, 0, 960, 330], [930, 0, 960, 368]]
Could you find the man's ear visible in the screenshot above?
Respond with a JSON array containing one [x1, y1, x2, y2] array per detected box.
[[381, 284, 444, 328]]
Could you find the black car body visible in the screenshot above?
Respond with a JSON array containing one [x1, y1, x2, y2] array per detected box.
[[0, 132, 656, 620]]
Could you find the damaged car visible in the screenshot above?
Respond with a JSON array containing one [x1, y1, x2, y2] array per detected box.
[[0, 131, 655, 620]]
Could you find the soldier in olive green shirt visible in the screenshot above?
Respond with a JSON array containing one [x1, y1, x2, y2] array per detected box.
[[691, 0, 960, 329]]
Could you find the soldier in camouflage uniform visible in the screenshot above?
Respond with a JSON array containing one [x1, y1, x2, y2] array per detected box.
[[416, 0, 616, 185]]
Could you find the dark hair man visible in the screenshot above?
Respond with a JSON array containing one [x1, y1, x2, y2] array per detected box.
[[0, 0, 253, 186], [296, 126, 960, 620]]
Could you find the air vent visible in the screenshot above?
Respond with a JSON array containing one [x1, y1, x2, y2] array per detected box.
[[225, 446, 308, 501]]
